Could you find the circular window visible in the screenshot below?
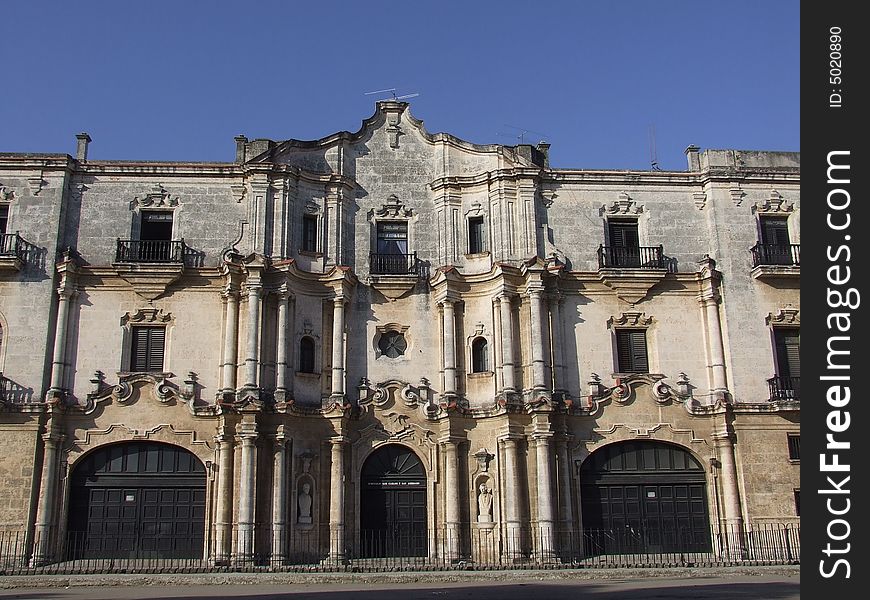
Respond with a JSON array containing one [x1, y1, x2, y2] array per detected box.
[[378, 331, 407, 358]]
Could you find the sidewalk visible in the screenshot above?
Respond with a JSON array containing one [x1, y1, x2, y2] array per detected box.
[[0, 564, 800, 589]]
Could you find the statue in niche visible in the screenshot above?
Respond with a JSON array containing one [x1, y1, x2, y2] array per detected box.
[[297, 482, 313, 524], [477, 482, 493, 523]]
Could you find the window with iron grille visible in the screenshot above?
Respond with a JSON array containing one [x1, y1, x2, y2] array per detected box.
[[130, 326, 165, 372], [471, 337, 489, 373], [378, 331, 407, 358], [0, 205, 8, 235], [787, 433, 800, 461], [376, 221, 408, 255], [468, 217, 485, 254], [615, 329, 649, 373], [299, 336, 315, 373], [302, 215, 318, 252]]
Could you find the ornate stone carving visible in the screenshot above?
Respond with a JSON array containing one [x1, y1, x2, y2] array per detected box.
[[121, 308, 173, 326], [297, 482, 313, 524], [132, 183, 179, 209], [0, 184, 15, 202], [473, 448, 494, 472], [753, 189, 794, 214], [600, 192, 643, 215], [693, 191, 707, 210], [230, 183, 246, 203], [729, 185, 745, 206], [373, 194, 413, 218], [27, 171, 44, 196], [607, 311, 653, 329], [766, 306, 799, 326], [477, 483, 493, 523]]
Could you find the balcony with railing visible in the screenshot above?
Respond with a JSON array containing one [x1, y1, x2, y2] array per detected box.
[[597, 245, 664, 269], [370, 252, 420, 276], [750, 243, 800, 280], [0, 232, 28, 271], [768, 376, 800, 402], [115, 239, 186, 263]]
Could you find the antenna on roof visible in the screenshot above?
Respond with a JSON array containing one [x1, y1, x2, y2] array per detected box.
[[364, 88, 421, 101], [649, 124, 662, 171], [497, 124, 550, 145]]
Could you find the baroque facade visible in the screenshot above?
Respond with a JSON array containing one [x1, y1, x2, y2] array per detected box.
[[0, 102, 799, 564]]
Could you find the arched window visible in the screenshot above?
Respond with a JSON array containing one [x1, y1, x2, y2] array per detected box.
[[471, 337, 488, 373], [299, 337, 315, 373]]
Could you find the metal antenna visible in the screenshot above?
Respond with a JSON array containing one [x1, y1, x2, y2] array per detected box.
[[364, 88, 420, 101], [498, 124, 550, 145], [649, 124, 662, 171]]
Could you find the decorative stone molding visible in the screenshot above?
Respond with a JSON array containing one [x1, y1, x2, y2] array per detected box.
[[729, 185, 745, 206], [473, 448, 494, 473], [600, 192, 643, 216], [0, 184, 15, 202], [230, 183, 246, 203], [79, 371, 217, 418], [607, 311, 654, 329], [375, 322, 410, 334], [121, 308, 174, 326], [766, 307, 800, 326], [372, 194, 413, 218], [541, 190, 558, 208], [385, 108, 403, 148], [464, 201, 485, 218], [68, 183, 88, 202], [304, 201, 321, 214], [27, 171, 44, 196], [753, 189, 794, 214], [131, 183, 179, 209], [692, 191, 707, 210], [357, 377, 440, 419]]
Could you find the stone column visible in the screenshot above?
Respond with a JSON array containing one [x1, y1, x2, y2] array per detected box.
[[528, 290, 548, 391], [548, 295, 566, 393], [221, 289, 240, 395], [715, 432, 745, 556], [275, 291, 292, 399], [271, 436, 288, 564], [328, 438, 347, 563], [702, 295, 729, 394], [498, 295, 516, 393], [244, 284, 263, 389], [532, 435, 556, 561], [330, 297, 346, 398], [442, 440, 462, 561], [47, 288, 75, 399], [235, 424, 258, 564], [32, 427, 64, 564], [213, 432, 234, 564], [502, 437, 523, 559], [441, 300, 457, 396], [555, 438, 575, 535]]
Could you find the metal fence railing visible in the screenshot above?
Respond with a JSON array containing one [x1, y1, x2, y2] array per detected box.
[[750, 243, 801, 267], [0, 522, 799, 575]]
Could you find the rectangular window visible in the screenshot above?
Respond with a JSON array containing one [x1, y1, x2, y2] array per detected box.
[[130, 326, 166, 372], [302, 215, 318, 252], [774, 328, 800, 378], [760, 216, 790, 246], [787, 434, 800, 461], [0, 205, 8, 235], [376, 221, 408, 255], [794, 489, 800, 516], [140, 211, 173, 241], [615, 329, 649, 373], [607, 220, 640, 267], [468, 216, 485, 254]]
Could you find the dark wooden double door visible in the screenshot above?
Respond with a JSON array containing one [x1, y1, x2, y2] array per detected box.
[[68, 442, 206, 559], [581, 441, 711, 554], [360, 445, 427, 558]]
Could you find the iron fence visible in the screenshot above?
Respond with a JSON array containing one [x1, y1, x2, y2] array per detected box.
[[597, 245, 665, 269], [0, 522, 799, 575], [750, 243, 801, 267], [767, 376, 800, 401], [115, 239, 186, 263], [370, 252, 419, 275]]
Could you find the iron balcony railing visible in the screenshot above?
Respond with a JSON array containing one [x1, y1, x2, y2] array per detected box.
[[598, 245, 664, 269], [370, 252, 420, 275], [0, 232, 25, 261], [116, 239, 185, 263], [768, 376, 800, 402], [751, 243, 800, 267]]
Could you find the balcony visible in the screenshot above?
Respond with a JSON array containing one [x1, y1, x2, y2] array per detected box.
[[596, 245, 668, 304], [113, 239, 187, 301], [750, 243, 800, 281], [598, 245, 664, 269], [115, 239, 186, 263], [370, 252, 420, 276], [768, 376, 800, 402]]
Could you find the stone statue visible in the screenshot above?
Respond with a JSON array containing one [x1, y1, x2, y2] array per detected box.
[[477, 483, 493, 523], [297, 482, 312, 524]]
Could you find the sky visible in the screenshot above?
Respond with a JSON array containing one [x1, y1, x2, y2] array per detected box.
[[1, 1, 799, 171]]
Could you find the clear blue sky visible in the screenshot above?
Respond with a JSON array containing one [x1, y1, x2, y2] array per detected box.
[[2, 1, 799, 170]]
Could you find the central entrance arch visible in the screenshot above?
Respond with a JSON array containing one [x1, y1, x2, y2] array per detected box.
[[68, 441, 206, 559], [359, 444, 427, 557], [580, 440, 711, 554]]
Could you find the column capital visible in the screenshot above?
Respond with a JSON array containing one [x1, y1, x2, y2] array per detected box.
[[329, 436, 349, 447], [41, 431, 65, 445], [222, 287, 241, 300]]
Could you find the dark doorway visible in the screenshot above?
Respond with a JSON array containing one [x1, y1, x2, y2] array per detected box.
[[607, 220, 641, 267], [360, 444, 427, 557], [68, 442, 206, 559], [580, 441, 711, 554]]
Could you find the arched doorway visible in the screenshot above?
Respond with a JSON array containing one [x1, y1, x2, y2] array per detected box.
[[68, 442, 206, 559], [359, 444, 427, 557], [580, 440, 710, 554]]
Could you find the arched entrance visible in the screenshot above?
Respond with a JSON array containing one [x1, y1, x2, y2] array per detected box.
[[68, 442, 206, 559], [359, 444, 427, 557], [580, 441, 710, 554]]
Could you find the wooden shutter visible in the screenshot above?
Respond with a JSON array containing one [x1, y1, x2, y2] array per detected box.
[[761, 218, 790, 246], [775, 329, 800, 378], [608, 220, 639, 248], [130, 327, 165, 372], [616, 329, 648, 373]]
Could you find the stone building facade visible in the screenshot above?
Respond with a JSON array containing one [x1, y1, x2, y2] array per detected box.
[[0, 102, 799, 564]]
